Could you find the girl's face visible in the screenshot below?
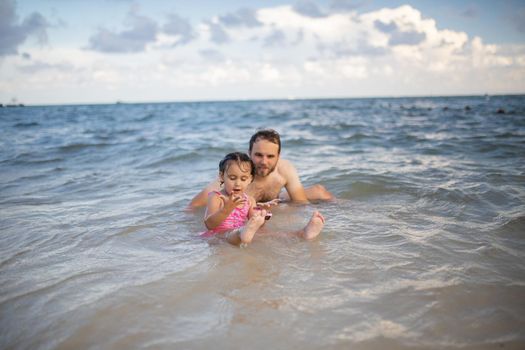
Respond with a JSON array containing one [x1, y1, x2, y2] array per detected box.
[[220, 161, 253, 196]]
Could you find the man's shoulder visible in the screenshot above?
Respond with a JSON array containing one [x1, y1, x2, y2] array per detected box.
[[276, 158, 297, 176], [276, 157, 292, 168]]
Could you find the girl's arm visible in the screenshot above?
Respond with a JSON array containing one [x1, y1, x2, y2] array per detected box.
[[204, 192, 243, 229], [204, 193, 226, 230]]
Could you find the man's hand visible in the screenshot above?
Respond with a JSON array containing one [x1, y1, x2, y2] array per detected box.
[[255, 198, 280, 210]]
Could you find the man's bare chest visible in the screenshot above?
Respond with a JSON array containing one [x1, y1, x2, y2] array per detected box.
[[247, 176, 285, 202]]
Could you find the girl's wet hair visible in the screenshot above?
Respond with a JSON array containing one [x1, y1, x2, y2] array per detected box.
[[219, 152, 255, 178]]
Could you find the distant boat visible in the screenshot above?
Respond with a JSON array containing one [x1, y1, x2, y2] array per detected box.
[[5, 98, 24, 107]]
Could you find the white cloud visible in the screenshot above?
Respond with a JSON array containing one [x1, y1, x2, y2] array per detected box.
[[1, 4, 524, 104]]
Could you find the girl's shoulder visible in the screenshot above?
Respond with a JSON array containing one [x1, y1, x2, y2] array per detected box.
[[207, 190, 225, 205]]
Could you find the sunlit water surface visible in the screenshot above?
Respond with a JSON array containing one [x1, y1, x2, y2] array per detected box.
[[1, 96, 524, 349]]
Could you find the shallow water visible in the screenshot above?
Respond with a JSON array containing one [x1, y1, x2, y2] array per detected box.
[[1, 96, 524, 349]]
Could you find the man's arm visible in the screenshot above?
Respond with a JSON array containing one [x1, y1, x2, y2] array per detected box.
[[188, 179, 221, 208], [281, 159, 309, 203]]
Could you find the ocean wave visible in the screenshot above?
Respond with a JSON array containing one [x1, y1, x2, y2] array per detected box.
[[0, 269, 110, 306], [1, 154, 64, 165], [0, 196, 63, 206], [342, 132, 381, 142], [13, 122, 40, 128], [497, 215, 525, 238], [57, 142, 114, 153], [134, 148, 232, 169], [334, 174, 417, 199], [424, 187, 477, 205], [138, 152, 203, 168], [136, 113, 157, 122], [306, 120, 368, 131], [339, 181, 401, 198]]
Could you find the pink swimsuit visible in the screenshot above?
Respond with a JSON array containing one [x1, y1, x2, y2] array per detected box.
[[201, 191, 250, 237]]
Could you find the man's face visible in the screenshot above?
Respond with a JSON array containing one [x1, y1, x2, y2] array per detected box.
[[250, 139, 279, 177]]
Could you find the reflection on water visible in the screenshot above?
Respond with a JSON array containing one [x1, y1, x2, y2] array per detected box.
[[1, 96, 525, 349]]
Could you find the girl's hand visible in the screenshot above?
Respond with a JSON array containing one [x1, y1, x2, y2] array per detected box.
[[223, 193, 246, 211], [255, 198, 280, 210]]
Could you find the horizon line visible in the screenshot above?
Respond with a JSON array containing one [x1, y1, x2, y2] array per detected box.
[[2, 92, 524, 108]]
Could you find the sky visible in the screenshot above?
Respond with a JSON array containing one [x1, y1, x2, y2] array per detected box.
[[1, 0, 525, 105]]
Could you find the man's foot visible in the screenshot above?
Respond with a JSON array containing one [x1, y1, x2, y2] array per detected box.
[[302, 211, 325, 240], [239, 210, 266, 244]]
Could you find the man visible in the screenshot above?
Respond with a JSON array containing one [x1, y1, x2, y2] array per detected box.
[[189, 129, 333, 208]]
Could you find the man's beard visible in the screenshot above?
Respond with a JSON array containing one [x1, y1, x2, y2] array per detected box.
[[256, 164, 276, 177]]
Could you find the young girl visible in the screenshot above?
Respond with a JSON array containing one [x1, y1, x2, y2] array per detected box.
[[201, 152, 326, 246], [202, 152, 268, 246]]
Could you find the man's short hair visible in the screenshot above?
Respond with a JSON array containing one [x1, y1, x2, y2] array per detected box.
[[249, 129, 281, 154]]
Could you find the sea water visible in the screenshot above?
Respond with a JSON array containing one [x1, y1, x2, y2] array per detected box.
[[1, 96, 524, 349]]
